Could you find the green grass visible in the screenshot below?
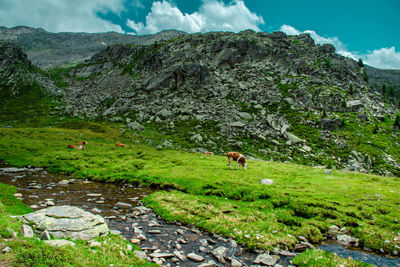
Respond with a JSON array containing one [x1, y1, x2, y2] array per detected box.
[[0, 126, 399, 257], [0, 182, 154, 266], [292, 249, 372, 267]]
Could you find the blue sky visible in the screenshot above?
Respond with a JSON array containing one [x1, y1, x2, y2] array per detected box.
[[1, 0, 399, 69]]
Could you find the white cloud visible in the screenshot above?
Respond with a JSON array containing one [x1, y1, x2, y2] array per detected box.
[[126, 0, 264, 34], [0, 0, 124, 33], [363, 47, 400, 70], [280, 25, 400, 70]]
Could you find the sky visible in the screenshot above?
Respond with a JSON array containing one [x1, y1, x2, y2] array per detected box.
[[0, 0, 399, 69]]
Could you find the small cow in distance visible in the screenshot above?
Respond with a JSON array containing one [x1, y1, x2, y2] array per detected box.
[[116, 141, 126, 147], [227, 152, 247, 170], [68, 141, 87, 150], [204, 151, 213, 155]]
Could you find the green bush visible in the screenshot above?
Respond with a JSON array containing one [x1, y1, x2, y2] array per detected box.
[[15, 244, 75, 266]]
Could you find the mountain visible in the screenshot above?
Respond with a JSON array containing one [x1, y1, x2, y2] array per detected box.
[[0, 29, 399, 176], [0, 26, 187, 68], [365, 65, 400, 99]]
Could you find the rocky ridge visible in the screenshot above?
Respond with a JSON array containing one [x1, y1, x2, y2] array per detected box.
[[0, 26, 187, 68]]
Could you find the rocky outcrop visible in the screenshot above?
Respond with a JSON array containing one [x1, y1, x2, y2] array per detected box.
[[22, 205, 109, 240]]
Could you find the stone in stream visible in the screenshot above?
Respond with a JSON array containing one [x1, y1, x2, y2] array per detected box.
[[230, 258, 243, 267], [86, 193, 102, 197], [197, 260, 218, 267], [187, 252, 204, 262], [149, 252, 175, 258], [115, 202, 132, 209], [173, 250, 186, 261], [22, 205, 109, 240], [211, 246, 230, 264], [13, 193, 23, 198], [254, 254, 279, 266], [134, 250, 147, 260]]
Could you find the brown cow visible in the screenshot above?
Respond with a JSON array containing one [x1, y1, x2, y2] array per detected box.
[[116, 141, 126, 147], [77, 141, 87, 150], [227, 152, 247, 170], [204, 151, 213, 155], [67, 144, 76, 149]]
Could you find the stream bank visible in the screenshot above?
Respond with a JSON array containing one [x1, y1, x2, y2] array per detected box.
[[0, 164, 399, 266]]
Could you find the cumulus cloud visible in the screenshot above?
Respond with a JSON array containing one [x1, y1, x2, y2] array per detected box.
[[280, 25, 400, 70], [126, 0, 264, 34], [0, 0, 124, 33]]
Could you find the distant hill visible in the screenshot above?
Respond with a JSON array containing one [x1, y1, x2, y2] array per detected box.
[[365, 65, 400, 100], [0, 26, 187, 68]]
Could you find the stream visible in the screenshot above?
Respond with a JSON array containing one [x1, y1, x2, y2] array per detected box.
[[0, 163, 399, 267]]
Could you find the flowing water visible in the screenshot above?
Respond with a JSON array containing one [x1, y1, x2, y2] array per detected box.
[[0, 163, 399, 266]]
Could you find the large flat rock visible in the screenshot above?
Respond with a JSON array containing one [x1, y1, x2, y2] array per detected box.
[[23, 205, 109, 240]]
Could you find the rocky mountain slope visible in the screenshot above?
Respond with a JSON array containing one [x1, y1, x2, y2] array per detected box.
[[1, 30, 399, 176], [366, 65, 400, 98], [0, 26, 186, 68], [42, 30, 400, 176]]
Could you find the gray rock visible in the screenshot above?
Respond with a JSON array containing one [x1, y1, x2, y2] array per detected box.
[[44, 239, 75, 247], [0, 167, 28, 172], [20, 224, 34, 238], [23, 206, 109, 240], [187, 252, 205, 262], [173, 250, 187, 261], [254, 254, 279, 266], [6, 228, 17, 238], [260, 179, 274, 185], [238, 112, 252, 120], [230, 121, 246, 127], [150, 252, 175, 258], [197, 260, 218, 267], [231, 258, 242, 267], [337, 234, 359, 246], [191, 134, 203, 143], [40, 230, 51, 240], [134, 250, 147, 260], [127, 121, 145, 131], [158, 109, 172, 118], [211, 246, 229, 264], [285, 132, 305, 145], [115, 202, 132, 209], [2, 247, 11, 254]]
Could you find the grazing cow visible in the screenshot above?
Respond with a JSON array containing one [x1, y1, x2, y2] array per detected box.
[[227, 152, 247, 170], [116, 141, 126, 147], [67, 144, 76, 149], [204, 151, 213, 155], [77, 141, 87, 150]]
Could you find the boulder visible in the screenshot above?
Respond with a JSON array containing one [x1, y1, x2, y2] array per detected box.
[[127, 121, 145, 131], [23, 206, 109, 240], [254, 253, 279, 266], [44, 239, 75, 247], [20, 224, 34, 238], [260, 179, 274, 185]]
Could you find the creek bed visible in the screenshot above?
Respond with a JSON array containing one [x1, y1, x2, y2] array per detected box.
[[0, 164, 399, 266]]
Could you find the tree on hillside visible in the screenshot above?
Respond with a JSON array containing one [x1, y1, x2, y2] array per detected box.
[[382, 84, 387, 96], [394, 114, 400, 130]]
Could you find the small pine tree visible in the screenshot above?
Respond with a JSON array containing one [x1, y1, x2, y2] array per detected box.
[[363, 70, 369, 83], [394, 114, 400, 129], [389, 87, 395, 98], [322, 109, 327, 118], [358, 58, 364, 67], [382, 84, 387, 95], [349, 84, 354, 95]]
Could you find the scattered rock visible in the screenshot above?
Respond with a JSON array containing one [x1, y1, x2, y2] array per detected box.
[[20, 224, 34, 238], [115, 202, 132, 209], [197, 260, 218, 267], [211, 246, 229, 264], [45, 239, 76, 247], [187, 252, 204, 262], [150, 252, 175, 258], [40, 230, 51, 240], [259, 179, 274, 185], [173, 250, 186, 261], [254, 253, 279, 266], [2, 247, 11, 254], [134, 250, 147, 260]]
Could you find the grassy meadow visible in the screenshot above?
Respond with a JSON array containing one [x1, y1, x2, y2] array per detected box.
[[0, 124, 399, 260], [0, 183, 153, 267]]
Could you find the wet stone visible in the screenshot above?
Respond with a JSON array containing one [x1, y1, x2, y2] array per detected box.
[[187, 252, 204, 262], [254, 253, 279, 266]]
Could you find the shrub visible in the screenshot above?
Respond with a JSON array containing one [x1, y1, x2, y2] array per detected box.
[[15, 244, 75, 266]]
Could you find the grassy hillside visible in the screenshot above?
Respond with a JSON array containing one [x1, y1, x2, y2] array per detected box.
[[0, 125, 399, 258]]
